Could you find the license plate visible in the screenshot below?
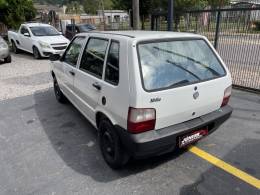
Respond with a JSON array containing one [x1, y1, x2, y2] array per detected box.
[[179, 129, 208, 148]]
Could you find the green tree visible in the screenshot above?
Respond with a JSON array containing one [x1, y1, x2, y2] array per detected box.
[[111, 0, 229, 29], [83, 0, 99, 14], [0, 0, 36, 28], [33, 0, 64, 4], [66, 1, 83, 14], [207, 0, 230, 8]]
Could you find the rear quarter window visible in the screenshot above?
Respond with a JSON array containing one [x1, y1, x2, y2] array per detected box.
[[137, 39, 226, 91]]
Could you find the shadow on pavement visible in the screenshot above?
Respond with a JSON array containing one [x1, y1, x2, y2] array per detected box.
[[11, 51, 48, 60], [33, 88, 186, 182]]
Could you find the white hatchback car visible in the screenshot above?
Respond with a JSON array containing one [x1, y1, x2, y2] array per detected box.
[[50, 31, 233, 169]]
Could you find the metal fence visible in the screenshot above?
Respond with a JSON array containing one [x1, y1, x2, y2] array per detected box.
[[151, 7, 260, 91], [56, 7, 260, 91]]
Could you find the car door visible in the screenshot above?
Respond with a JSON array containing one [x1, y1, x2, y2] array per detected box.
[[59, 36, 86, 98], [74, 37, 109, 123], [20, 26, 32, 52]]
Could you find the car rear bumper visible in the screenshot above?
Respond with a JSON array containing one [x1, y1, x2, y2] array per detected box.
[[115, 105, 233, 159]]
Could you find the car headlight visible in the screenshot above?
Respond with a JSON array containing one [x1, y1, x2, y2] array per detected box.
[[0, 42, 8, 49], [39, 41, 51, 49]]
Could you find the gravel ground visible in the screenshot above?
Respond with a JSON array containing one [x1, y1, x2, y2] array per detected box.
[[0, 52, 52, 100]]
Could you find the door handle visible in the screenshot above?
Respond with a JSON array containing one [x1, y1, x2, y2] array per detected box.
[[69, 70, 75, 76], [92, 82, 101, 90]]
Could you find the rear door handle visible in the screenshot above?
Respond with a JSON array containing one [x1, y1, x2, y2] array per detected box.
[[69, 70, 75, 76], [92, 82, 101, 90]]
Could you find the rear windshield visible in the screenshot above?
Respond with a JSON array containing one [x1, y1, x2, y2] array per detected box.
[[137, 39, 226, 91]]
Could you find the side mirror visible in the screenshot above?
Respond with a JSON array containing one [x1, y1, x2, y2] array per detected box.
[[24, 32, 30, 37], [50, 54, 61, 61]]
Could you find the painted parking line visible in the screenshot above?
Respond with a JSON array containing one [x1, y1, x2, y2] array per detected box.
[[188, 146, 260, 189]]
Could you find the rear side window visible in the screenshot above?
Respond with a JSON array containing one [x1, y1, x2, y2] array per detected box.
[[105, 41, 119, 85], [80, 38, 109, 78], [137, 39, 226, 91]]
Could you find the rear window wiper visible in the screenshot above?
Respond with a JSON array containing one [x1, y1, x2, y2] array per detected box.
[[154, 46, 220, 77], [167, 79, 190, 88], [166, 60, 201, 81]]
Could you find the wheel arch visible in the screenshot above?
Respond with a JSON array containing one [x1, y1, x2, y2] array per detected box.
[[95, 109, 117, 130], [51, 70, 55, 78]]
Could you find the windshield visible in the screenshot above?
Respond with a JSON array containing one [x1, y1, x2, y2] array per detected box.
[[30, 26, 60, 36], [78, 24, 96, 32], [137, 39, 226, 91]]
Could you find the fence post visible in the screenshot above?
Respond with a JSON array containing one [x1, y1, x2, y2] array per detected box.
[[167, 0, 174, 31], [214, 10, 221, 49], [151, 15, 154, 30], [59, 20, 63, 35]]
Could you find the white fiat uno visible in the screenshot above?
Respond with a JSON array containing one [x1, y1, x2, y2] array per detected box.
[[50, 31, 233, 169]]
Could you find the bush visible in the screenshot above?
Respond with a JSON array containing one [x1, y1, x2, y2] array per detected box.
[[252, 20, 260, 31]]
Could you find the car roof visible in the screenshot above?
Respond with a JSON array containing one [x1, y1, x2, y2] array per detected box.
[[67, 23, 94, 26], [22, 23, 52, 28], [79, 31, 204, 41]]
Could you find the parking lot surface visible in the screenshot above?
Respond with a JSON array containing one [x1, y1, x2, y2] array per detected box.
[[0, 53, 260, 195]]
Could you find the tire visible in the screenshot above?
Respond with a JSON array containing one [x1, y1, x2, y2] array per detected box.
[[99, 119, 129, 169], [33, 46, 41, 59], [12, 41, 19, 54], [4, 55, 11, 63], [53, 77, 67, 104]]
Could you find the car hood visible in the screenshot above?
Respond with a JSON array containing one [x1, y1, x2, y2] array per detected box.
[[34, 35, 69, 45]]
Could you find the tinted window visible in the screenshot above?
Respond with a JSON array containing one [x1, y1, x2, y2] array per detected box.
[[80, 38, 109, 78], [138, 39, 226, 91], [66, 25, 72, 31], [63, 36, 85, 66], [105, 41, 119, 85], [78, 24, 96, 32], [21, 27, 29, 35], [30, 26, 60, 36]]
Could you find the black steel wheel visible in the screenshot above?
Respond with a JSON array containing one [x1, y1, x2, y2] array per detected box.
[[4, 55, 11, 63], [99, 119, 129, 169], [53, 77, 67, 103], [33, 47, 41, 59], [12, 41, 19, 54]]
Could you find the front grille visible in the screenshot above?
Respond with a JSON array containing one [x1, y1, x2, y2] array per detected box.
[[51, 43, 67, 46], [53, 46, 67, 50], [43, 52, 52, 56]]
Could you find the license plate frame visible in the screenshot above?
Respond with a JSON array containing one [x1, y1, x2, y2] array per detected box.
[[178, 128, 208, 148]]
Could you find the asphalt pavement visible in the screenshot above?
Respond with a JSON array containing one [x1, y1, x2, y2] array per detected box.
[[0, 54, 260, 195]]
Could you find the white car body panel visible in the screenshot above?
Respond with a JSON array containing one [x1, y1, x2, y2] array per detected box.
[[51, 31, 232, 131]]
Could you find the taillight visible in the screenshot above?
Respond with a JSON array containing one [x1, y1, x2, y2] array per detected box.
[[127, 107, 156, 134], [221, 86, 232, 107]]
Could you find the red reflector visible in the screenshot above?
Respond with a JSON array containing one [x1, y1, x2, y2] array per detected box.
[[221, 95, 230, 107], [221, 86, 232, 107]]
